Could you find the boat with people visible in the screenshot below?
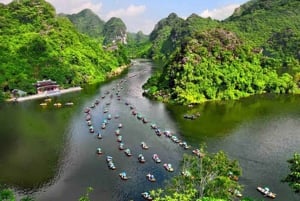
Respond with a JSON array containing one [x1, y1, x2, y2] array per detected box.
[[108, 161, 116, 170], [53, 102, 62, 107], [101, 123, 106, 129], [138, 154, 146, 163], [179, 141, 191, 149], [84, 107, 90, 113], [152, 154, 161, 163], [89, 126, 94, 133], [116, 135, 122, 142], [124, 148, 132, 156], [115, 129, 120, 135], [171, 135, 181, 143], [154, 128, 162, 136], [150, 123, 158, 129], [107, 114, 112, 120], [119, 143, 125, 150], [97, 133, 102, 139], [96, 148, 102, 154], [163, 163, 174, 172], [119, 172, 129, 180], [85, 114, 91, 121], [118, 123, 123, 128], [141, 192, 153, 200], [192, 149, 205, 158], [141, 142, 149, 149], [65, 102, 74, 106], [142, 117, 148, 123], [146, 173, 156, 182], [87, 120, 92, 126], [40, 102, 47, 106], [106, 156, 113, 162], [163, 130, 172, 137], [137, 113, 143, 120], [256, 186, 276, 199]]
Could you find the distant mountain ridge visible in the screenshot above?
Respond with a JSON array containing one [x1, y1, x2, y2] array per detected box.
[[62, 9, 105, 38], [64, 9, 127, 45]]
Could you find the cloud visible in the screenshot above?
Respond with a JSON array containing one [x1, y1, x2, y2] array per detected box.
[[105, 4, 146, 20], [200, 4, 240, 20], [0, 0, 11, 4], [47, 0, 102, 14]]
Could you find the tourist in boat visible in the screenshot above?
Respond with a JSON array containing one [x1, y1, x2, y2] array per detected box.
[[115, 129, 120, 136], [117, 136, 122, 142], [150, 123, 157, 129], [89, 126, 94, 133], [118, 123, 123, 128], [141, 192, 152, 200], [119, 172, 128, 180], [163, 163, 174, 172], [106, 156, 113, 162], [97, 132, 102, 139], [124, 148, 132, 156], [141, 142, 149, 149], [87, 120, 92, 126], [96, 148, 102, 154], [142, 117, 148, 123], [192, 149, 205, 158], [101, 123, 106, 129], [108, 161, 116, 170], [146, 173, 156, 182], [155, 128, 162, 136], [138, 154, 146, 163], [257, 186, 276, 198], [119, 143, 125, 150], [152, 154, 161, 163]]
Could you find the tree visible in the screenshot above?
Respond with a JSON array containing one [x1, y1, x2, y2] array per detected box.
[[0, 188, 15, 201], [282, 153, 300, 193], [152, 145, 243, 200]]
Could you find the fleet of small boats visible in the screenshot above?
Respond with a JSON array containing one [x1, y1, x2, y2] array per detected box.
[[81, 79, 248, 201]]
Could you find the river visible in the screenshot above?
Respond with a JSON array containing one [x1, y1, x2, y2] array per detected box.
[[0, 59, 299, 201]]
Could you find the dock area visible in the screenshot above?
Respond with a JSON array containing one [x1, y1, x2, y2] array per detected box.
[[8, 87, 82, 102]]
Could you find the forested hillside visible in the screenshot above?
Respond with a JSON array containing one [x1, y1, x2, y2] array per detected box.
[[0, 0, 129, 100], [62, 9, 105, 39], [143, 0, 300, 105]]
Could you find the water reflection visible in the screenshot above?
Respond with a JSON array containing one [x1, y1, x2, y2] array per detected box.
[[1, 60, 299, 201]]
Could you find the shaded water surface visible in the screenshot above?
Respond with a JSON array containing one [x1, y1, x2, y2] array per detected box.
[[0, 59, 299, 201]]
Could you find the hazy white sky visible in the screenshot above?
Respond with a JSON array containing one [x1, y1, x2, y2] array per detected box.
[[0, 0, 249, 34]]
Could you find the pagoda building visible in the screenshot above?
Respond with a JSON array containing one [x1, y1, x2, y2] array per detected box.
[[34, 79, 60, 94]]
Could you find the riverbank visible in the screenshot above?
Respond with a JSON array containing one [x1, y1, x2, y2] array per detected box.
[[7, 86, 82, 102]]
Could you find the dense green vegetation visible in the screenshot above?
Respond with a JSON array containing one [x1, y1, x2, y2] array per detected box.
[[282, 153, 300, 193], [102, 17, 127, 45], [0, 0, 129, 99], [151, 146, 245, 201], [144, 0, 300, 105], [126, 31, 152, 58], [63, 9, 105, 39]]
